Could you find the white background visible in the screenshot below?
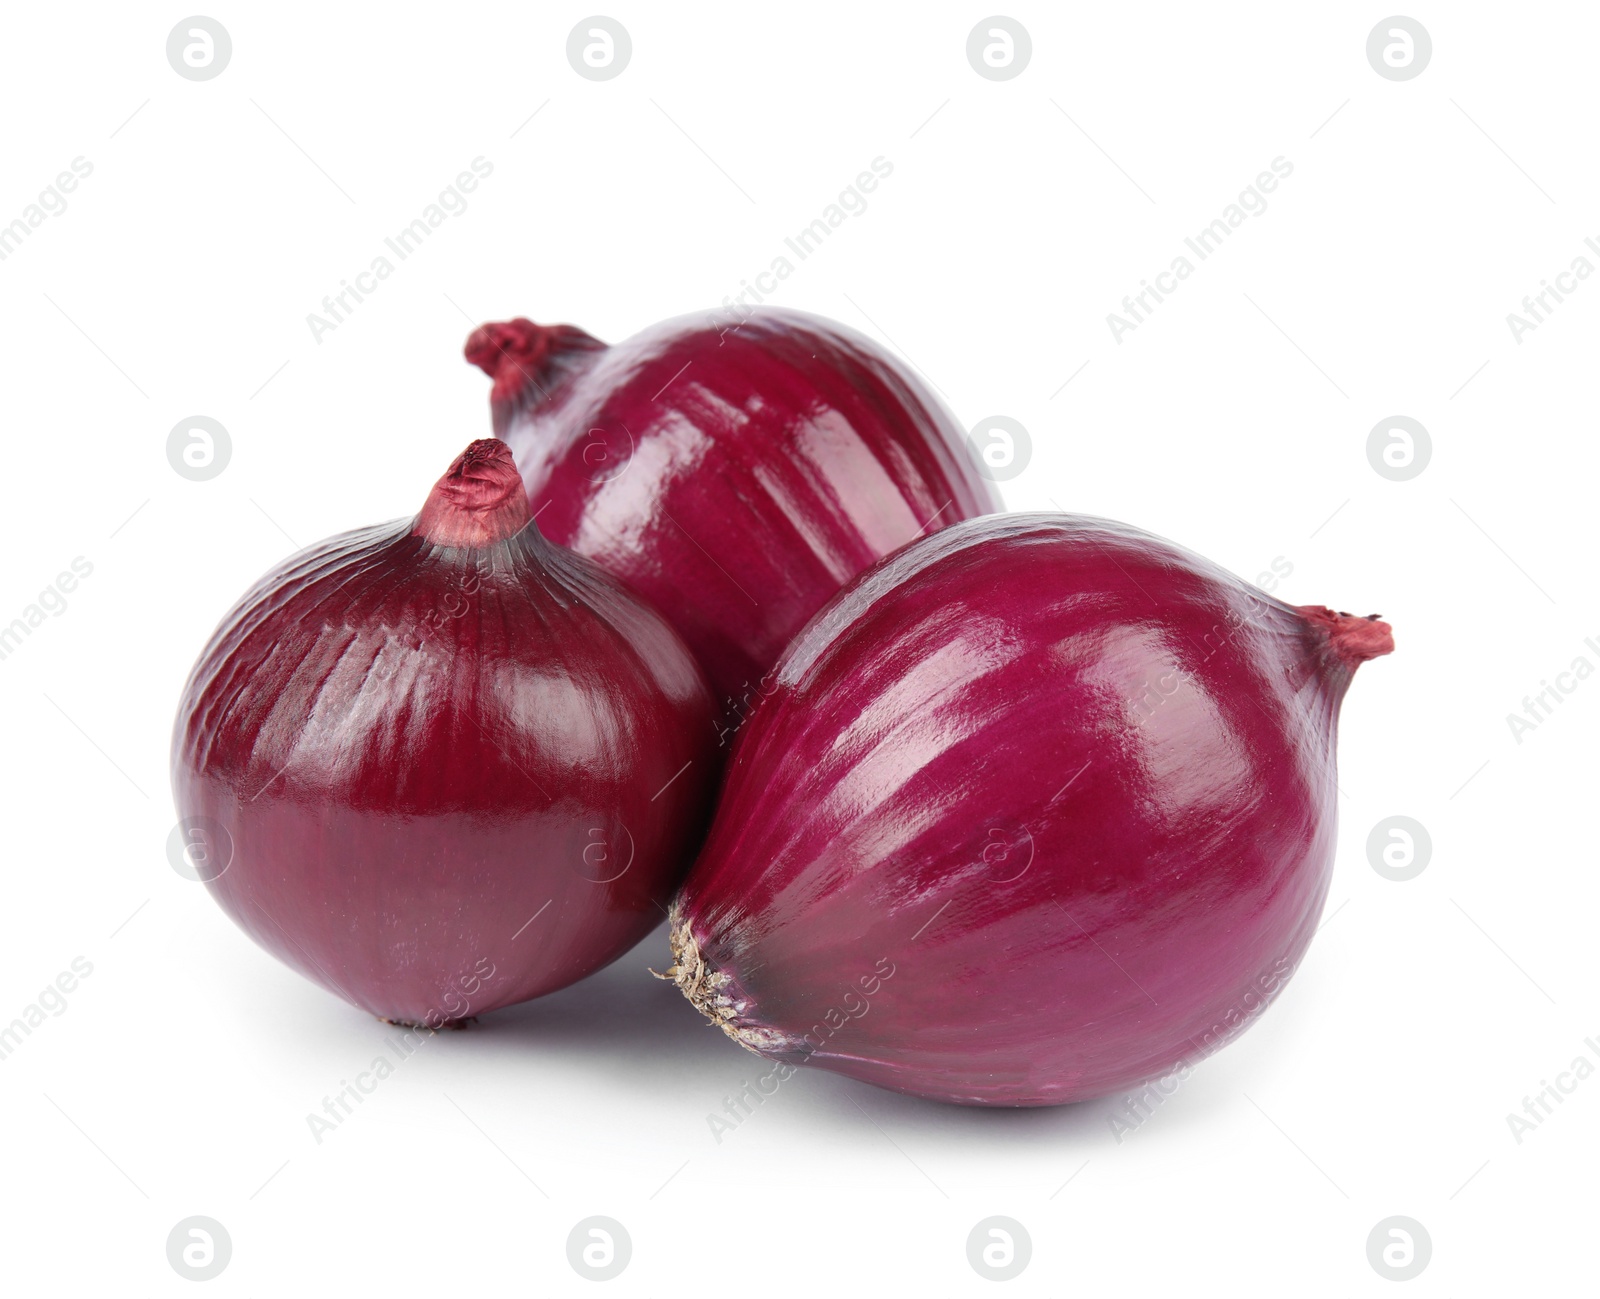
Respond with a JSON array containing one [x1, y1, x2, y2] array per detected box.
[[1, 2, 1593, 1292]]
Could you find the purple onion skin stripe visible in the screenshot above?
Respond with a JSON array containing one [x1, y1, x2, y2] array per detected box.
[[667, 513, 1393, 1107], [466, 308, 1001, 718]]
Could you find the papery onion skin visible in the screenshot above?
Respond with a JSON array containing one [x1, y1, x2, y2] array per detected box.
[[465, 309, 1001, 716], [171, 441, 717, 1025], [667, 513, 1393, 1106]]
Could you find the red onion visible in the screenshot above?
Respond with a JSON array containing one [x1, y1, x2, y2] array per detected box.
[[665, 513, 1393, 1105], [464, 309, 1001, 717], [171, 439, 717, 1026]]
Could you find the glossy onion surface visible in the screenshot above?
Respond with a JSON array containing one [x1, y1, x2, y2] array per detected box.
[[465, 308, 1001, 716], [172, 441, 718, 1025], [669, 513, 1392, 1105]]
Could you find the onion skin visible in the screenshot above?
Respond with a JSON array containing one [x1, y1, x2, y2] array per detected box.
[[172, 441, 717, 1025], [667, 513, 1393, 1106], [465, 309, 1001, 716]]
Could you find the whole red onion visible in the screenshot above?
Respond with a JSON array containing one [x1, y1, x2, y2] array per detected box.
[[665, 513, 1392, 1105], [171, 439, 717, 1025], [464, 309, 1001, 717]]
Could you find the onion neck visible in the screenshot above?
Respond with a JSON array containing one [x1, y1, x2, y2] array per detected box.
[[464, 317, 607, 433], [1295, 605, 1394, 698], [413, 439, 532, 548]]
